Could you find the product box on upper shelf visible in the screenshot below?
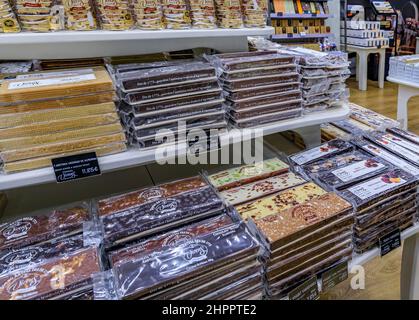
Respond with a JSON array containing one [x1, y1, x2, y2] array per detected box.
[[340, 20, 380, 31], [341, 37, 389, 48]]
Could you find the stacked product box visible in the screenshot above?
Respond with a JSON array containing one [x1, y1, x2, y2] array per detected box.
[[389, 54, 419, 82], [341, 21, 389, 47], [207, 51, 303, 128], [0, 0, 20, 33], [0, 67, 126, 173], [96, 0, 135, 30], [0, 203, 102, 300], [95, 218, 265, 300], [207, 158, 354, 299], [111, 61, 227, 150], [248, 38, 350, 114], [291, 138, 419, 253]]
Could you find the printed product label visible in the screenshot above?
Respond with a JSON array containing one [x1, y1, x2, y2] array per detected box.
[[291, 143, 340, 165], [382, 134, 419, 154], [15, 69, 94, 80], [374, 137, 419, 164], [8, 74, 96, 90], [347, 173, 406, 200], [332, 159, 385, 182], [362, 144, 419, 176], [288, 276, 319, 300], [1, 218, 38, 243]]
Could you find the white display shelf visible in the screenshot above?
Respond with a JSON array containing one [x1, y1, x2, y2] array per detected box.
[[0, 104, 349, 190], [0, 28, 274, 60], [350, 224, 419, 268], [387, 76, 419, 89]]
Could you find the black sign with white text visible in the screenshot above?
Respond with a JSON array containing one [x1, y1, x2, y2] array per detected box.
[[51, 152, 101, 183]]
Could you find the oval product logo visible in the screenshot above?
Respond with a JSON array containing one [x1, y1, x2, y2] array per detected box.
[[1, 219, 35, 241], [4, 268, 49, 300], [1, 247, 43, 266], [139, 187, 164, 200], [163, 231, 194, 247], [182, 243, 209, 263], [151, 199, 178, 215]]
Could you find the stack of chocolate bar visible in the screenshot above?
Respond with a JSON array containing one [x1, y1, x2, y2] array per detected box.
[[95, 176, 227, 248], [251, 192, 353, 298], [95, 220, 263, 300], [207, 51, 303, 128], [0, 204, 101, 300], [111, 61, 227, 150], [0, 67, 126, 173]]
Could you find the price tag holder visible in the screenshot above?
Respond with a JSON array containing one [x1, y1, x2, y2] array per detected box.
[[287, 33, 294, 38], [52, 152, 101, 183], [379, 229, 401, 257], [288, 276, 319, 300], [300, 32, 307, 36], [321, 261, 348, 291]]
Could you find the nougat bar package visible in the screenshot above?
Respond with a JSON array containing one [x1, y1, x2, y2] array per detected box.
[[387, 127, 419, 145]]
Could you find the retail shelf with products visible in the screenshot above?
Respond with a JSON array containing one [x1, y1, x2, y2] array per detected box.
[[0, 28, 274, 60], [272, 33, 331, 39], [270, 13, 330, 19], [0, 104, 349, 190]]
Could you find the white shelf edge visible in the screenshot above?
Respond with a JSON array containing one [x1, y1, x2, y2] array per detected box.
[[350, 224, 419, 268], [387, 76, 419, 89], [0, 104, 349, 190]]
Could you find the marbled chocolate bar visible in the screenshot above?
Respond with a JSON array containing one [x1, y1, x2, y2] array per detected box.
[[387, 127, 419, 145], [0, 247, 101, 300], [208, 158, 289, 191], [255, 193, 352, 249], [220, 172, 306, 206], [0, 235, 85, 276], [108, 214, 233, 266], [0, 205, 90, 251], [113, 223, 259, 299], [337, 169, 418, 210], [236, 182, 327, 221], [97, 176, 207, 217], [102, 186, 225, 246]]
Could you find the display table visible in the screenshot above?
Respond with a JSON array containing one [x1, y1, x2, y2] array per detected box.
[[346, 45, 387, 91], [0, 28, 274, 59], [387, 76, 419, 130], [0, 105, 350, 190]]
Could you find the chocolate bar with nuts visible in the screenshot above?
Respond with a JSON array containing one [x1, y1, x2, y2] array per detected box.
[[0, 205, 90, 251], [0, 247, 101, 300], [108, 214, 233, 266], [113, 222, 259, 299], [102, 186, 225, 246], [387, 127, 419, 145]]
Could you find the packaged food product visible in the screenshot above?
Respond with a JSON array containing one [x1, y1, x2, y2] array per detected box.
[[14, 0, 64, 32], [0, 0, 20, 32], [95, 0, 134, 30], [387, 127, 419, 145], [189, 0, 217, 28], [161, 0, 191, 29], [214, 0, 243, 28], [62, 0, 97, 30], [240, 0, 267, 28], [131, 0, 164, 30]]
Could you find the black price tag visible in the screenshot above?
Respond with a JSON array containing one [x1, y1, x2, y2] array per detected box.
[[277, 12, 283, 16], [312, 13, 317, 17], [380, 229, 401, 257], [321, 261, 348, 291], [51, 152, 101, 183], [288, 276, 319, 300], [287, 33, 294, 38]]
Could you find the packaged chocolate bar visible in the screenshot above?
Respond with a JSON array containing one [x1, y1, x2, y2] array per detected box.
[[320, 123, 351, 141], [215, 53, 295, 71], [96, 0, 135, 30], [97, 176, 207, 217], [349, 103, 400, 130], [228, 101, 302, 120], [227, 82, 301, 100], [208, 158, 289, 191], [123, 78, 221, 104], [14, 0, 64, 32], [189, 0, 217, 29], [220, 171, 306, 206], [108, 213, 233, 266], [214, 0, 243, 28], [0, 234, 85, 276], [161, 0, 191, 29], [254, 192, 353, 250], [352, 138, 419, 176], [220, 65, 298, 80], [0, 0, 20, 33], [366, 132, 419, 162], [0, 246, 101, 300], [230, 109, 303, 128], [332, 119, 375, 136], [316, 156, 392, 190], [118, 62, 216, 92], [222, 73, 300, 90], [236, 182, 327, 221], [337, 169, 418, 211], [226, 91, 302, 110], [387, 127, 419, 145], [240, 0, 267, 28], [105, 222, 260, 299], [289, 139, 353, 166], [131, 0, 164, 30], [0, 203, 90, 251], [102, 185, 225, 246]]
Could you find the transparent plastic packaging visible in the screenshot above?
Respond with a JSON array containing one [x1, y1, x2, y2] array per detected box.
[[321, 123, 351, 141], [0, 0, 20, 32], [101, 185, 226, 246], [227, 82, 301, 100], [94, 222, 260, 300], [213, 53, 295, 71], [189, 0, 217, 29], [240, 0, 267, 28], [349, 102, 400, 130], [130, 0, 164, 30], [222, 73, 300, 90], [228, 100, 302, 119], [214, 0, 243, 28], [386, 127, 419, 145], [14, 0, 64, 32], [62, 0, 97, 30], [161, 0, 191, 29], [0, 202, 91, 251], [331, 118, 374, 135], [95, 0, 134, 30], [0, 246, 101, 300], [226, 90, 301, 110], [220, 64, 298, 80], [207, 158, 289, 191]]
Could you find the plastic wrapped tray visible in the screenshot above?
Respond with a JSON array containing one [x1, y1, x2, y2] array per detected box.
[[223, 73, 300, 90], [230, 108, 303, 128], [228, 100, 302, 119], [189, 0, 217, 29], [220, 64, 298, 80], [387, 127, 419, 145], [227, 82, 301, 100], [226, 90, 301, 110]]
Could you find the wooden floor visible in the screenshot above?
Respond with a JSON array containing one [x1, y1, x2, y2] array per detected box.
[[322, 77, 417, 300]]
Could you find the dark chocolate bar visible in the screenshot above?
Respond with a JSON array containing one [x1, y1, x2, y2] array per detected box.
[[217, 54, 295, 71], [113, 223, 259, 299], [228, 101, 302, 120], [227, 91, 302, 110], [102, 186, 225, 246], [228, 83, 301, 100], [0, 205, 90, 251], [221, 65, 297, 80], [223, 74, 300, 90], [0, 247, 100, 300]]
